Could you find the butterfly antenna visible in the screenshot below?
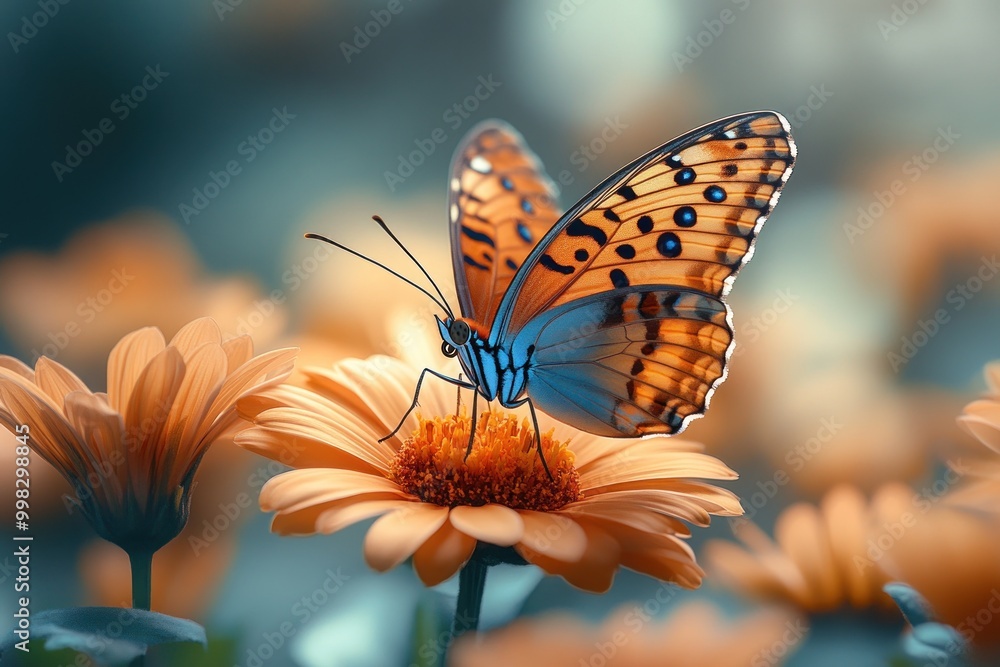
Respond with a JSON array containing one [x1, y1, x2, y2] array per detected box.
[[303, 233, 453, 316], [371, 215, 455, 319]]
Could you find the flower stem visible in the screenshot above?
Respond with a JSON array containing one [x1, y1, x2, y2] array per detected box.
[[129, 549, 153, 611], [450, 557, 488, 641]]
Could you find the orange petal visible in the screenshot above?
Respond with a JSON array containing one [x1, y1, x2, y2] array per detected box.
[[0, 356, 34, 381], [270, 496, 407, 536], [0, 375, 87, 475], [450, 504, 524, 546], [106, 327, 166, 412], [33, 357, 91, 409], [517, 511, 586, 563], [163, 343, 228, 478], [221, 335, 254, 374], [364, 504, 449, 572], [413, 521, 477, 586], [517, 520, 620, 593], [260, 468, 408, 513], [168, 317, 222, 359]]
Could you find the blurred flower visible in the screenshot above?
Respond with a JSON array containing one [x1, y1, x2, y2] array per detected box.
[[237, 350, 741, 592], [958, 361, 1000, 455], [449, 600, 805, 667], [853, 151, 1000, 324], [706, 482, 1000, 645], [0, 213, 288, 384], [0, 317, 296, 559]]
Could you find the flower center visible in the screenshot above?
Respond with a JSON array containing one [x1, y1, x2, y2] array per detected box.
[[390, 411, 582, 511]]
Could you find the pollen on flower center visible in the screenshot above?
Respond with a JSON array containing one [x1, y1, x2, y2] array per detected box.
[[389, 411, 582, 511]]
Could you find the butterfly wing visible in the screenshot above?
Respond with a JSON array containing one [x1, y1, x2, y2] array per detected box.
[[512, 286, 731, 437], [502, 111, 796, 436], [448, 121, 562, 328]]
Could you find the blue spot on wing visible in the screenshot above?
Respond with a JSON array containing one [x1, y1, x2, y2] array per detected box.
[[516, 221, 533, 243]]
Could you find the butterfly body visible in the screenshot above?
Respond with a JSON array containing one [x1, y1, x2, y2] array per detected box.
[[431, 111, 795, 440]]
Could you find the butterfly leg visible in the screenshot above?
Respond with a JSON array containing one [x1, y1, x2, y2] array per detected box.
[[378, 368, 477, 444], [506, 397, 553, 482], [464, 389, 479, 460]]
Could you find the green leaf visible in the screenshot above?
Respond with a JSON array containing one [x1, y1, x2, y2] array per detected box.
[[884, 582, 936, 627], [1, 607, 207, 666]]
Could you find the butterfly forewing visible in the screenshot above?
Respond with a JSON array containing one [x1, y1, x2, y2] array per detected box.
[[497, 112, 795, 337], [448, 121, 562, 328]]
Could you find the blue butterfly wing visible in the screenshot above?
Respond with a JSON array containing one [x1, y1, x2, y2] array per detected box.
[[511, 287, 731, 437]]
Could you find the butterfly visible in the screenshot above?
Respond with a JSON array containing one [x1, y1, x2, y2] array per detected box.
[[309, 111, 795, 472]]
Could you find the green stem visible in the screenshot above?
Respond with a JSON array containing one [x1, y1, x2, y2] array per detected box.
[[129, 549, 153, 611], [449, 558, 489, 641]]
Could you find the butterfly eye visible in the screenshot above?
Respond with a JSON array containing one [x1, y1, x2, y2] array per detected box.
[[449, 320, 471, 345], [441, 342, 458, 358]]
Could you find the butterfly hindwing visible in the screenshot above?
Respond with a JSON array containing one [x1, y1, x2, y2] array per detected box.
[[513, 286, 732, 437], [494, 111, 795, 338], [448, 121, 562, 328]]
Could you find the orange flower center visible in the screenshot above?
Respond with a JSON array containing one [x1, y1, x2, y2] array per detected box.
[[390, 411, 582, 511]]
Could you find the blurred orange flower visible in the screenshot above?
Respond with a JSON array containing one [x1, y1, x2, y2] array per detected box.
[[705, 482, 1000, 644], [237, 353, 741, 591], [958, 361, 1000, 455], [449, 600, 805, 667], [0, 317, 295, 558], [0, 213, 288, 384]]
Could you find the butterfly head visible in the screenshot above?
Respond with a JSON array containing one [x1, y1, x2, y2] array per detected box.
[[436, 316, 479, 358]]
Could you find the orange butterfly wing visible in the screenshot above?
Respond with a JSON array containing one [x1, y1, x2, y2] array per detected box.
[[498, 112, 795, 436], [448, 121, 562, 329]]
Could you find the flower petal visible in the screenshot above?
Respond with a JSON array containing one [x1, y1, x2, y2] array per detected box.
[[0, 355, 34, 381], [450, 505, 524, 547], [33, 357, 91, 409], [168, 317, 222, 359], [221, 334, 254, 374], [517, 520, 620, 593], [413, 521, 477, 586], [107, 327, 166, 413], [260, 468, 410, 514], [163, 343, 228, 473], [516, 511, 586, 563], [364, 504, 449, 572]]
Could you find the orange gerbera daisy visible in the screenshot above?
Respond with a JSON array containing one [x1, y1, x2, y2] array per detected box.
[[705, 482, 1000, 645], [0, 317, 295, 607], [236, 353, 742, 593]]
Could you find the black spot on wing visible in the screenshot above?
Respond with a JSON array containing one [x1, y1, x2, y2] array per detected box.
[[464, 254, 489, 270], [567, 218, 609, 246], [540, 254, 574, 275], [461, 225, 495, 247]]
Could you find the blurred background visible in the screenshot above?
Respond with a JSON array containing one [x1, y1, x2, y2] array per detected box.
[[4, 0, 1000, 665]]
